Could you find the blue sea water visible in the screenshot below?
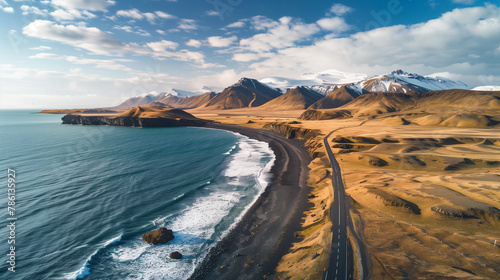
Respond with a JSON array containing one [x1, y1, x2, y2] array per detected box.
[[0, 110, 275, 279]]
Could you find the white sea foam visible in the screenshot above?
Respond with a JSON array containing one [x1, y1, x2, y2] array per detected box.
[[99, 132, 275, 279], [69, 235, 122, 279], [224, 144, 237, 155]]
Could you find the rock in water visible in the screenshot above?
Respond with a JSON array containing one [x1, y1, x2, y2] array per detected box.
[[169, 252, 183, 259], [142, 228, 174, 245]]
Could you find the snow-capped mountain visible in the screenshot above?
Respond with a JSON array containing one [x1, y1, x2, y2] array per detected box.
[[347, 70, 470, 95], [300, 69, 368, 85], [260, 69, 367, 95], [115, 69, 473, 110], [163, 89, 194, 96]]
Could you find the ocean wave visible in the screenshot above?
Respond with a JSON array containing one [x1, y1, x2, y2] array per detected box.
[[224, 144, 237, 155], [69, 235, 122, 279]]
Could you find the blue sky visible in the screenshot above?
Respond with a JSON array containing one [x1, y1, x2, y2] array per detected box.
[[0, 0, 499, 108]]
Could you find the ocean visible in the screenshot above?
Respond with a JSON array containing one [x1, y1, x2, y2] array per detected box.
[[0, 110, 275, 279]]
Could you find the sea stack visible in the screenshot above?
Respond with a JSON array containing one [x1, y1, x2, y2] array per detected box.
[[142, 228, 175, 245], [169, 252, 183, 259]]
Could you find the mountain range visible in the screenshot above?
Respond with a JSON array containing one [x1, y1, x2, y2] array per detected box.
[[115, 69, 486, 112]]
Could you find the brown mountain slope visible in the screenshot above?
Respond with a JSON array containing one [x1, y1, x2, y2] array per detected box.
[[415, 90, 500, 110], [299, 89, 500, 128], [117, 104, 199, 119], [259, 86, 323, 110], [308, 85, 360, 109], [203, 78, 281, 109], [158, 92, 216, 109], [361, 76, 419, 94], [341, 91, 418, 117]]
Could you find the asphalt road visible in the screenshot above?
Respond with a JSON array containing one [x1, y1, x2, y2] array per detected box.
[[323, 131, 351, 280]]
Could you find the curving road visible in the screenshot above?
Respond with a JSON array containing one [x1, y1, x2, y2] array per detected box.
[[323, 131, 351, 280]]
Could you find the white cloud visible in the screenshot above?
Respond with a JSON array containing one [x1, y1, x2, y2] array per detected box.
[[143, 12, 157, 24], [29, 52, 63, 59], [186, 39, 202, 48], [329, 3, 353, 16], [146, 40, 178, 51], [21, 5, 48, 16], [29, 52, 133, 71], [452, 0, 475, 4], [23, 20, 208, 65], [316, 17, 350, 32], [238, 16, 320, 52], [23, 20, 126, 55], [196, 62, 225, 69], [178, 19, 198, 30], [116, 8, 143, 20], [65, 56, 133, 71], [155, 11, 174, 19], [207, 35, 237, 47], [205, 10, 219, 16], [113, 25, 150, 36], [50, 0, 115, 12], [156, 29, 166, 35], [226, 21, 245, 28], [232, 53, 261, 62], [30, 45, 52, 50], [50, 8, 96, 21], [1, 3, 14, 13], [116, 9, 175, 24], [250, 15, 279, 31]]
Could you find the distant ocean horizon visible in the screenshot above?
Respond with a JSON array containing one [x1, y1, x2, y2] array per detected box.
[[0, 110, 275, 279]]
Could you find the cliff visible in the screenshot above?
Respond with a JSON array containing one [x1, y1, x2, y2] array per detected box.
[[61, 114, 207, 127], [262, 122, 324, 158]]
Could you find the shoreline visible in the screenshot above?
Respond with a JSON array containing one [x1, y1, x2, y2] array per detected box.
[[188, 123, 312, 279]]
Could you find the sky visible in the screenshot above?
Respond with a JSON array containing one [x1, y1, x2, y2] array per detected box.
[[0, 0, 499, 109]]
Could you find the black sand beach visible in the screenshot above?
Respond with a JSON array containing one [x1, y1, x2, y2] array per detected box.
[[188, 124, 312, 279]]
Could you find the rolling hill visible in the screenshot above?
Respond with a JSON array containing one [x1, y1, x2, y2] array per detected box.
[[308, 85, 360, 109], [300, 89, 500, 127], [117, 103, 199, 119]]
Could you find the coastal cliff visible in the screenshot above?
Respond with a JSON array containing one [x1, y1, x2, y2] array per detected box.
[[61, 114, 207, 127], [61, 105, 208, 127], [263, 122, 324, 158]]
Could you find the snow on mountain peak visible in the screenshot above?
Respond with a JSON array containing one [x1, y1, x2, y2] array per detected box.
[[384, 70, 469, 91], [300, 69, 367, 85]]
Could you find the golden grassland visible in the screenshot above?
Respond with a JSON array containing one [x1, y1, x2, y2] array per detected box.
[[187, 108, 500, 280]]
